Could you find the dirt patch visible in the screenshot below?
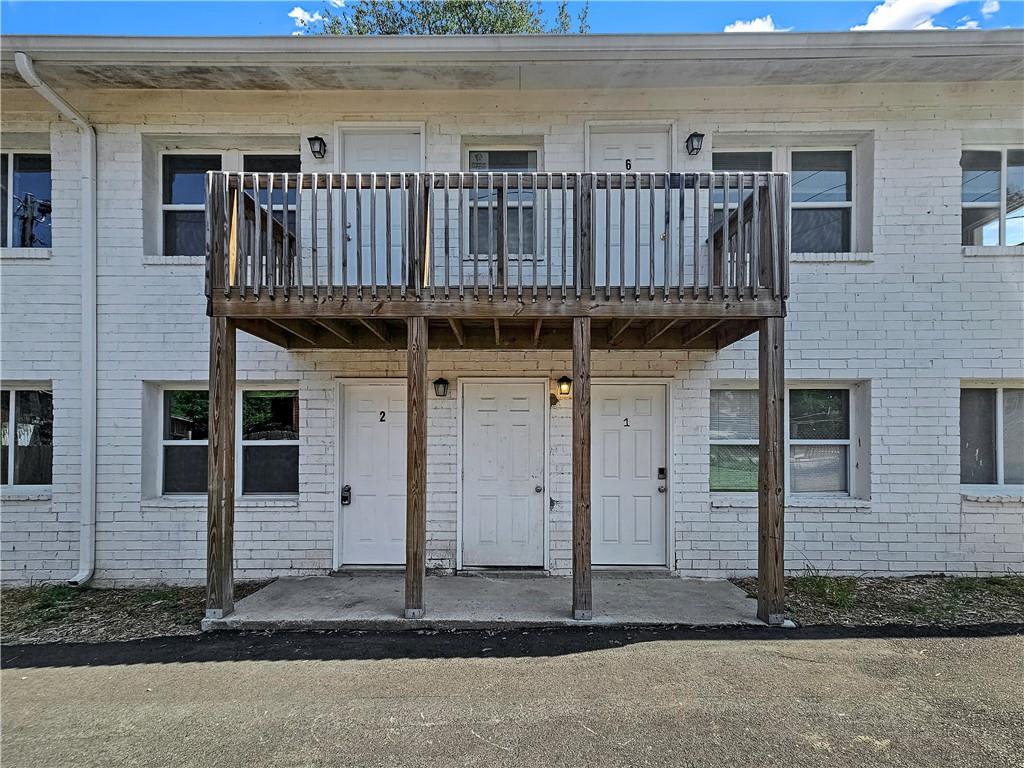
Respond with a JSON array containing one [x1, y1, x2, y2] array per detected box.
[[731, 574, 1024, 626], [1, 581, 270, 644]]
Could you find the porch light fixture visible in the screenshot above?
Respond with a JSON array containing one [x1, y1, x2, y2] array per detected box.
[[556, 376, 572, 397], [432, 377, 450, 398], [685, 132, 705, 156], [307, 135, 327, 160]]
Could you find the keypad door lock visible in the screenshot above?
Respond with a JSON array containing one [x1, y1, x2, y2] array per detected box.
[[658, 467, 666, 480], [340, 484, 352, 505]]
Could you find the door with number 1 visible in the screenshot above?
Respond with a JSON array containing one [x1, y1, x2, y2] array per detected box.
[[340, 383, 407, 566], [592, 384, 668, 566]]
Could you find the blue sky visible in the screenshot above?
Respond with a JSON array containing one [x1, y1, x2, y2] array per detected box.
[[0, 0, 1020, 36]]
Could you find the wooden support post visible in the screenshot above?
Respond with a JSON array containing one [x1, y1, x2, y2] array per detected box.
[[758, 315, 785, 624], [206, 316, 236, 619], [572, 316, 593, 620], [405, 316, 428, 619]]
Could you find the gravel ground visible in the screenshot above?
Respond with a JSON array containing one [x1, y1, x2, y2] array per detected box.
[[3, 632, 1022, 768]]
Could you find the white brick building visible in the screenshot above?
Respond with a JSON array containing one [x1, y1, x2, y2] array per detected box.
[[1, 31, 1022, 606]]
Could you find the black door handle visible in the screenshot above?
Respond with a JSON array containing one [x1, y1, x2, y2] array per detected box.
[[340, 485, 352, 505]]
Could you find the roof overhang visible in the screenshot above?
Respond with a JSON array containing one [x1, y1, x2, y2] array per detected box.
[[1, 30, 1022, 91]]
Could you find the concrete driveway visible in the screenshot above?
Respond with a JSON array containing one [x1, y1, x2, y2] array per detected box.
[[3, 629, 1021, 768]]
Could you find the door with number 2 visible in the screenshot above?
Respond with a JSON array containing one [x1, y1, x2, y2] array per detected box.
[[591, 384, 668, 566], [340, 383, 407, 566]]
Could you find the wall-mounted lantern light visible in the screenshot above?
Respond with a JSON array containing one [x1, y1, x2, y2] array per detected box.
[[307, 135, 328, 160], [556, 376, 573, 397], [432, 377, 450, 398], [685, 132, 705, 156]]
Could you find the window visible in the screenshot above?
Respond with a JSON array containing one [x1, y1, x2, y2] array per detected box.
[[467, 149, 538, 258], [162, 389, 209, 494], [961, 148, 1023, 247], [788, 389, 851, 494], [710, 387, 853, 496], [791, 151, 852, 254], [1, 153, 52, 248], [243, 154, 300, 232], [1, 388, 53, 486], [241, 390, 299, 494], [961, 387, 1024, 485], [709, 389, 759, 492], [162, 154, 221, 257], [712, 148, 855, 253], [160, 152, 302, 257], [160, 387, 299, 495]]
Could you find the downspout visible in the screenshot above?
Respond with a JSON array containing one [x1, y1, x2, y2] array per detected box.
[[14, 52, 98, 586]]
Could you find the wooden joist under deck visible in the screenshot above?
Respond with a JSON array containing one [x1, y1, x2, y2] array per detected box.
[[229, 315, 762, 352]]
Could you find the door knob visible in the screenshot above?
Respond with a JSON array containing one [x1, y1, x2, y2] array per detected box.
[[535, 485, 544, 493], [657, 485, 666, 493]]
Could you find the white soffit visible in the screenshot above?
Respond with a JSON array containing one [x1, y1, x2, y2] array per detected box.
[[0, 30, 1021, 91]]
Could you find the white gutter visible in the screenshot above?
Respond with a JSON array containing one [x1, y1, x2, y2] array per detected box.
[[14, 52, 97, 586]]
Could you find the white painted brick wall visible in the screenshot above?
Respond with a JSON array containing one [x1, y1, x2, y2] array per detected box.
[[1, 81, 1021, 584]]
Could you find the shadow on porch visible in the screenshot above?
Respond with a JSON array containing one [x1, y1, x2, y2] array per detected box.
[[201, 573, 761, 631]]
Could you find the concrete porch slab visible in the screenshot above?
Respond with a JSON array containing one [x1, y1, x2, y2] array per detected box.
[[202, 573, 762, 630]]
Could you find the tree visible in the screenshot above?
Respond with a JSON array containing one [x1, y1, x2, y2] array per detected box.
[[304, 0, 589, 36]]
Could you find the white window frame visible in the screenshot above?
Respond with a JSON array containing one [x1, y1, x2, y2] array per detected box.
[[785, 387, 854, 498], [961, 384, 1024, 488], [462, 144, 542, 262], [238, 385, 300, 498], [158, 149, 225, 257], [710, 146, 857, 253], [158, 384, 209, 496], [157, 383, 300, 498], [709, 384, 856, 499], [708, 388, 759, 494], [1, 386, 54, 489], [158, 149, 301, 257], [2, 151, 52, 250], [961, 146, 1021, 247]]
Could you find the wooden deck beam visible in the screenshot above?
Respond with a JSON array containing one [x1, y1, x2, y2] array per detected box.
[[405, 317, 428, 619], [448, 318, 465, 347], [757, 316, 786, 625], [206, 317, 236, 619], [358, 317, 392, 344], [312, 318, 354, 345], [211, 292, 784, 321], [572, 317, 593, 621]]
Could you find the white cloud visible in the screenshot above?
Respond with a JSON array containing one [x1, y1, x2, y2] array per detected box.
[[723, 15, 791, 33], [981, 0, 999, 17], [957, 16, 980, 26], [851, 0, 961, 30], [328, 0, 345, 7], [288, 5, 323, 34]]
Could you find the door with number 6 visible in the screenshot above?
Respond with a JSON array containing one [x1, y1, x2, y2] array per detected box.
[[591, 383, 668, 566], [338, 383, 407, 566]]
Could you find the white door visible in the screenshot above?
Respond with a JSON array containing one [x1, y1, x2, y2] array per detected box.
[[592, 384, 668, 566], [589, 129, 671, 289], [340, 384, 406, 565], [462, 383, 545, 567], [340, 131, 421, 287]]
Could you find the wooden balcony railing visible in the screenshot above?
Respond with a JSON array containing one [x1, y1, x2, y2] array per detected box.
[[206, 171, 789, 319]]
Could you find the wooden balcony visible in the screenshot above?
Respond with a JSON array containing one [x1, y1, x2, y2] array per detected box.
[[203, 171, 790, 626], [205, 171, 789, 351]]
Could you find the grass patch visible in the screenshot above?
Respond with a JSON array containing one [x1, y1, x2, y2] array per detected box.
[[2, 581, 270, 644], [732, 573, 1024, 626]]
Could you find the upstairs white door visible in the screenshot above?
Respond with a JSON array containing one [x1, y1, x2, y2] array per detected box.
[[591, 383, 668, 566], [340, 383, 406, 565], [339, 131, 421, 288], [589, 129, 671, 290], [462, 382, 546, 567]]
